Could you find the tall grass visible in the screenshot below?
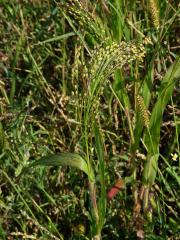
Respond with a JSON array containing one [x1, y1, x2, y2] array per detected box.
[[0, 0, 179, 239]]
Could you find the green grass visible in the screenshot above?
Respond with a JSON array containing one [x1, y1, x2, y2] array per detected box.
[[0, 0, 180, 239]]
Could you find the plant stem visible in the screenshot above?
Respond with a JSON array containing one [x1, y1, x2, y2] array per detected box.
[[89, 181, 101, 239], [89, 181, 99, 223]]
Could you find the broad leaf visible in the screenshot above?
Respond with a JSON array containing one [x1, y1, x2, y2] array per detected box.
[[25, 153, 95, 182]]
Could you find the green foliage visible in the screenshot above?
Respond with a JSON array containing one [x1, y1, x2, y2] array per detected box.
[[93, 122, 106, 232], [143, 57, 180, 187], [0, 0, 179, 239], [24, 153, 95, 183]]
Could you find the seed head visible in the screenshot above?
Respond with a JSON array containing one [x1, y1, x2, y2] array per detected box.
[[148, 0, 160, 29], [136, 95, 150, 128]]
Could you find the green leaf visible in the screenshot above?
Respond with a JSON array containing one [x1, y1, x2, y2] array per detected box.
[[144, 56, 180, 151], [143, 57, 180, 187], [25, 153, 95, 182], [94, 122, 106, 229], [36, 32, 76, 45], [143, 153, 158, 186]]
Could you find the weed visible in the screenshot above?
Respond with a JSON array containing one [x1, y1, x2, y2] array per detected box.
[[0, 0, 179, 239]]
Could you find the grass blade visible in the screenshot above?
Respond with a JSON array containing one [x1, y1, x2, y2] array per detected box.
[[94, 122, 106, 230], [143, 57, 180, 186], [25, 153, 95, 182]]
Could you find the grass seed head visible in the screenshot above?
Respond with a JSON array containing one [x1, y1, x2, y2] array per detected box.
[[58, 0, 104, 41], [148, 0, 160, 29], [136, 95, 150, 128], [88, 40, 146, 81]]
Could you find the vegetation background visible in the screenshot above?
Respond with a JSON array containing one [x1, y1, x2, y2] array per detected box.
[[0, 0, 179, 239]]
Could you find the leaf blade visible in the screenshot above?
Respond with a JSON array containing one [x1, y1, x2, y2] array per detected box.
[[25, 153, 95, 182]]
